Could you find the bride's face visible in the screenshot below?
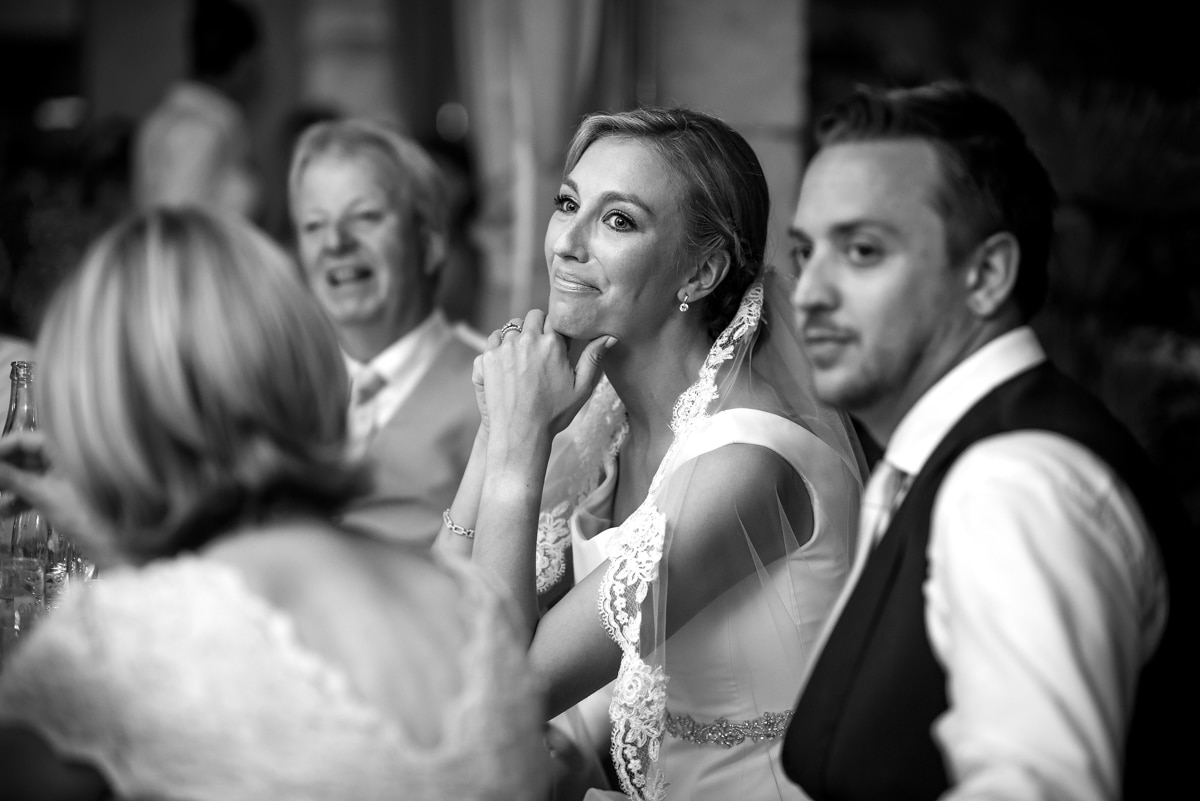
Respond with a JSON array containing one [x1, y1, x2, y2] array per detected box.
[[544, 137, 688, 341]]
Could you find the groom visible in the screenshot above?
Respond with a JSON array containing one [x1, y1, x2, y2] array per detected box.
[[782, 81, 1190, 800]]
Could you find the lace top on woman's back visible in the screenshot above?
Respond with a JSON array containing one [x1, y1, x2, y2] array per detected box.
[[0, 544, 549, 801]]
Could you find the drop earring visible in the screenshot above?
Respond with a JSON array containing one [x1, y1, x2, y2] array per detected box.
[[678, 293, 690, 313]]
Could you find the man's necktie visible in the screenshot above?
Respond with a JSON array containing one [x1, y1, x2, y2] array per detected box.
[[349, 369, 386, 445], [800, 458, 915, 672], [859, 459, 911, 549]]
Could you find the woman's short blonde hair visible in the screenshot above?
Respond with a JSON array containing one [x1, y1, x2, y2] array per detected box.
[[36, 207, 369, 560]]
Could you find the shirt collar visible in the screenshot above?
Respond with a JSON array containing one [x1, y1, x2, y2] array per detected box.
[[343, 310, 447, 384], [884, 326, 1046, 476]]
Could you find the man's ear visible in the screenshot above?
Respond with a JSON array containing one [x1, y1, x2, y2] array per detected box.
[[964, 232, 1019, 318], [423, 230, 446, 276], [679, 249, 732, 304]]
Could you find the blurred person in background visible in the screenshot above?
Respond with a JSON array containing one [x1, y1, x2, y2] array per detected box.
[[0, 207, 548, 801], [133, 0, 263, 219], [289, 118, 483, 547]]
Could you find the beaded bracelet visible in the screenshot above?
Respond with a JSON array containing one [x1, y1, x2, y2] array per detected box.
[[442, 508, 475, 539]]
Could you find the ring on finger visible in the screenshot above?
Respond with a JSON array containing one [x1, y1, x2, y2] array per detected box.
[[498, 321, 522, 343]]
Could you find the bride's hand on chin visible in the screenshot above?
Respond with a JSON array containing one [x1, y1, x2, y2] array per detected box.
[[481, 310, 618, 446], [470, 352, 490, 439]]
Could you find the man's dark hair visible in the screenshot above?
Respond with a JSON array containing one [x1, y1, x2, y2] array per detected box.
[[815, 81, 1057, 321], [189, 0, 262, 79]]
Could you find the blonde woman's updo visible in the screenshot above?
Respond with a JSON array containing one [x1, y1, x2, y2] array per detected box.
[[36, 207, 368, 560]]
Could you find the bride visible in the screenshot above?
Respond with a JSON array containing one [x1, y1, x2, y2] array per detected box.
[[436, 107, 866, 800]]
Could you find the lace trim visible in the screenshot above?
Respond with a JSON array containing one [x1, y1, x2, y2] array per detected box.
[[534, 378, 628, 594], [598, 279, 765, 801], [602, 505, 669, 800], [669, 280, 763, 438], [665, 709, 794, 748]]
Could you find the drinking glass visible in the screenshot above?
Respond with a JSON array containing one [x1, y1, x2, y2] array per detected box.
[[0, 556, 45, 670]]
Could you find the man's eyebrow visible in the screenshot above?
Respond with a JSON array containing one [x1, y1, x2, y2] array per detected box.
[[792, 220, 902, 240], [828, 219, 902, 238]]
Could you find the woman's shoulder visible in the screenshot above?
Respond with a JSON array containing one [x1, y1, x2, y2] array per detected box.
[[202, 520, 533, 744], [679, 407, 834, 470], [203, 519, 472, 636], [669, 430, 801, 506], [207, 517, 449, 578]]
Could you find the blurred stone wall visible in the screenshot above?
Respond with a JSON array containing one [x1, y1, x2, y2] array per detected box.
[[654, 0, 806, 273]]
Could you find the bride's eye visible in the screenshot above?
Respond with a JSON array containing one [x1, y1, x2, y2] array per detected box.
[[553, 194, 578, 214], [604, 211, 636, 232]]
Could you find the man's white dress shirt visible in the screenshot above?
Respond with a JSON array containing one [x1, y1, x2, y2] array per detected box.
[[343, 310, 477, 450], [833, 327, 1167, 801], [338, 310, 483, 545]]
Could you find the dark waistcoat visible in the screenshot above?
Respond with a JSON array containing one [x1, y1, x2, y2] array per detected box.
[[782, 362, 1193, 801]]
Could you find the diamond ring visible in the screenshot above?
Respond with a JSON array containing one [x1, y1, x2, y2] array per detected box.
[[498, 321, 522, 343]]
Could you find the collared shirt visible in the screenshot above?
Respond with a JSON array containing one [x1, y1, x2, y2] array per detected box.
[[877, 326, 1166, 801], [133, 81, 258, 217], [344, 310, 482, 450]]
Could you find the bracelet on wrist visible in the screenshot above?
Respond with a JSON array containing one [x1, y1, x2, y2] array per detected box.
[[443, 508, 475, 539]]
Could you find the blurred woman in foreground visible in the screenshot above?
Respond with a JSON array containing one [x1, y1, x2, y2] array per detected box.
[[0, 207, 547, 801]]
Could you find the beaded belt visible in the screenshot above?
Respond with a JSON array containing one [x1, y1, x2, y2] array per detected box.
[[664, 709, 794, 748]]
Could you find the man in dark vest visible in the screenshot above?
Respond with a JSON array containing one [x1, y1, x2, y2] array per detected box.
[[782, 81, 1190, 800]]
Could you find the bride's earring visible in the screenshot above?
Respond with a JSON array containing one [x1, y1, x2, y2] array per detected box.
[[678, 293, 690, 313]]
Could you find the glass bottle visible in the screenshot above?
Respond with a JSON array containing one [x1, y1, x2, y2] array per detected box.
[[3, 360, 36, 436], [2, 360, 49, 609], [3, 362, 98, 603]]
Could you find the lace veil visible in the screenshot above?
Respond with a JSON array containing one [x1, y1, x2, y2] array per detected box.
[[535, 268, 867, 800]]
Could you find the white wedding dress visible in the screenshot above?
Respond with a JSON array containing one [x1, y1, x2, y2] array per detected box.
[[566, 408, 854, 800], [536, 277, 864, 801]]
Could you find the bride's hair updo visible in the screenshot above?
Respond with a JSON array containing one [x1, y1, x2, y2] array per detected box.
[[562, 106, 770, 340]]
